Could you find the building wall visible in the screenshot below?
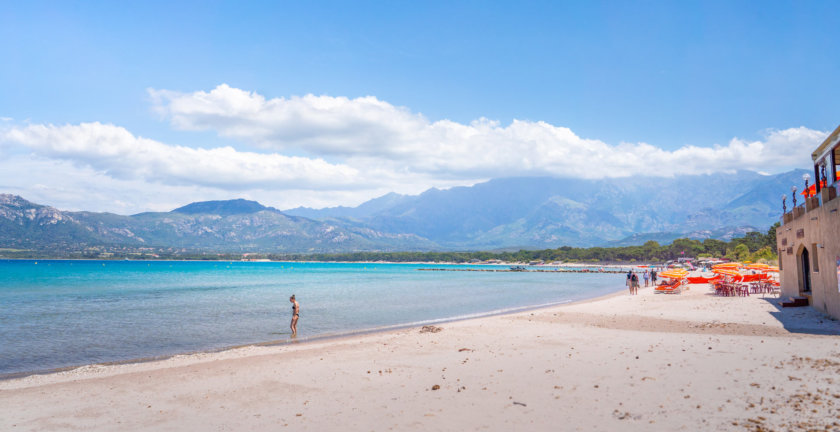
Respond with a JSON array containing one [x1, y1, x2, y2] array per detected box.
[[776, 192, 840, 320]]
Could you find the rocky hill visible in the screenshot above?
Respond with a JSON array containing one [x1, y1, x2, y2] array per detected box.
[[0, 169, 805, 255], [0, 194, 433, 254]]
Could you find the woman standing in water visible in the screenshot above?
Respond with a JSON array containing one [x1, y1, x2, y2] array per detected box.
[[289, 295, 300, 337]]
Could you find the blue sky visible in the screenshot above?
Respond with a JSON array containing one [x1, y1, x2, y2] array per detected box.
[[1, 1, 838, 213]]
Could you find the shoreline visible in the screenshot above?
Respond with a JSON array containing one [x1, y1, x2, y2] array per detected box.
[[4, 284, 839, 430], [0, 257, 660, 267], [1, 288, 624, 382]]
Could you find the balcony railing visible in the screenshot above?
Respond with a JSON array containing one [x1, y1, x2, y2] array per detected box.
[[781, 184, 838, 225]]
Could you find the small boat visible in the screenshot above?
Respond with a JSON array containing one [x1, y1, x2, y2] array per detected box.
[[509, 266, 527, 272]]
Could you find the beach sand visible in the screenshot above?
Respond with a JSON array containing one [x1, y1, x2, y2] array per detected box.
[[2, 284, 840, 431]]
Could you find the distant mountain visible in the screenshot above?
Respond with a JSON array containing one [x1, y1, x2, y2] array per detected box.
[[0, 194, 106, 250], [1, 169, 803, 255], [172, 199, 275, 216], [606, 226, 762, 247], [718, 169, 807, 225], [286, 192, 411, 221], [285, 170, 803, 249], [0, 194, 434, 254]]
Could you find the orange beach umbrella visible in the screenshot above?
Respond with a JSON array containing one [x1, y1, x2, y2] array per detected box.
[[658, 269, 689, 279], [712, 269, 741, 277]]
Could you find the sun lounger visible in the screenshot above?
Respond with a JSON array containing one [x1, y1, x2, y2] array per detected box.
[[654, 280, 682, 294]]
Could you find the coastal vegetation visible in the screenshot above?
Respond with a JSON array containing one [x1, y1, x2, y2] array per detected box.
[[270, 223, 780, 264]]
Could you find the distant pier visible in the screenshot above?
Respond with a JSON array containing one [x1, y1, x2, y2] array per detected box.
[[417, 268, 626, 273]]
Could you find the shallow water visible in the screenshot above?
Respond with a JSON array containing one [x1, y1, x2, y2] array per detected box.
[[0, 260, 622, 375]]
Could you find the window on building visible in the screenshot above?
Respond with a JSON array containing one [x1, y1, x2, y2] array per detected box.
[[832, 146, 840, 185], [778, 242, 784, 271], [812, 243, 820, 273]]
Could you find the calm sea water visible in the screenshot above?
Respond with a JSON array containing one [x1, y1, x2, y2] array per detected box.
[[0, 260, 621, 376]]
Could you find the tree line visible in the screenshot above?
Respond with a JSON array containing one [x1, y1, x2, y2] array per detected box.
[[268, 223, 780, 264]]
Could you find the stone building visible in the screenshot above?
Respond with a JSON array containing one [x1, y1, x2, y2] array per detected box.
[[776, 124, 840, 319]]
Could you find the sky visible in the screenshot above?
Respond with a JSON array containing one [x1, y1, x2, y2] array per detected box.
[[1, 0, 839, 214]]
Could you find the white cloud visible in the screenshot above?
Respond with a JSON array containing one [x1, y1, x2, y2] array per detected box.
[[149, 85, 426, 158], [1, 122, 360, 190], [0, 85, 828, 213], [150, 84, 825, 179], [0, 155, 209, 213], [0, 154, 418, 214], [0, 121, 475, 212]]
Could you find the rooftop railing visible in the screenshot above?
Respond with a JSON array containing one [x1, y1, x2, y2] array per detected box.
[[781, 183, 838, 225]]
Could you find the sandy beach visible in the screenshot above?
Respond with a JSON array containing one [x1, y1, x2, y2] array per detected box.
[[2, 283, 840, 431]]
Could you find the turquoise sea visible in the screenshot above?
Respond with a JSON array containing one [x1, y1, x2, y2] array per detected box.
[[0, 260, 621, 376]]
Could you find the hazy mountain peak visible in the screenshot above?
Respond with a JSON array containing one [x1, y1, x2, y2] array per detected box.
[[171, 199, 274, 216], [284, 192, 411, 221], [0, 194, 37, 207]]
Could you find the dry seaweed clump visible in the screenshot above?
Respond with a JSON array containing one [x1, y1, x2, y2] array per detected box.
[[420, 325, 443, 333], [786, 355, 840, 373], [733, 417, 840, 432], [731, 384, 840, 432]]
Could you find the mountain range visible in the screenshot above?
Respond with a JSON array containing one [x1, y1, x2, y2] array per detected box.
[[0, 195, 433, 255], [0, 169, 805, 255], [285, 169, 802, 248]]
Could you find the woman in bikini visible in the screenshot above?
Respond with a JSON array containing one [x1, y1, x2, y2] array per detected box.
[[289, 295, 300, 337]]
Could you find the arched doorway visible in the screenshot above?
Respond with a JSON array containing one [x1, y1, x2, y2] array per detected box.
[[800, 247, 812, 293]]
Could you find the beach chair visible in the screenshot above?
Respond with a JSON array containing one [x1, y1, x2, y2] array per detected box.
[[713, 280, 732, 296], [769, 281, 781, 298], [717, 281, 736, 297], [654, 280, 682, 294]]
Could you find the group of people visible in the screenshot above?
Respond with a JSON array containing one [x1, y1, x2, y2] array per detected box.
[[626, 269, 657, 295]]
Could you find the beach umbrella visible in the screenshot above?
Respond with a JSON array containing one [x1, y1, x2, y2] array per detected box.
[[746, 263, 771, 270], [712, 269, 741, 277], [658, 269, 689, 279]]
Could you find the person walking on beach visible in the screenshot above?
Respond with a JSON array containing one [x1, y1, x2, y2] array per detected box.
[[626, 270, 633, 294], [643, 269, 650, 287], [651, 269, 657, 286], [631, 272, 639, 295], [289, 295, 300, 337]]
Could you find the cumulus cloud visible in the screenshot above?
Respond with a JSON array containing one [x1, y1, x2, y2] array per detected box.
[[0, 154, 391, 214], [0, 85, 827, 213], [149, 85, 425, 158], [150, 84, 825, 179], [1, 122, 360, 190]]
